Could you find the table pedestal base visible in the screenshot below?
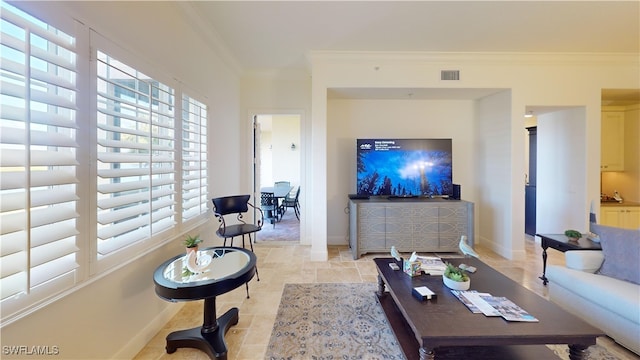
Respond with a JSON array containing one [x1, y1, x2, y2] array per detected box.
[[165, 307, 238, 360]]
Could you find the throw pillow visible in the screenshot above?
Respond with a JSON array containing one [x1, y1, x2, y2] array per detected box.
[[590, 223, 640, 285]]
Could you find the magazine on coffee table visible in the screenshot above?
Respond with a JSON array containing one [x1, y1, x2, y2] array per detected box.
[[450, 290, 482, 313], [478, 295, 539, 322], [452, 291, 539, 322], [460, 292, 502, 316]]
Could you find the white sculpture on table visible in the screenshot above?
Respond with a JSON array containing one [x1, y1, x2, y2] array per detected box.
[[459, 235, 479, 258], [185, 250, 212, 274]]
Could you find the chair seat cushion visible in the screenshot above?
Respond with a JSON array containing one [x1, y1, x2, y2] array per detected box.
[[217, 224, 261, 238]]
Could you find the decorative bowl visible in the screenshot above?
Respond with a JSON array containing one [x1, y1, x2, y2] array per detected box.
[[442, 274, 470, 291]]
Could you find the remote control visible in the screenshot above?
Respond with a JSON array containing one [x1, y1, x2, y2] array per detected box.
[[459, 263, 477, 273], [389, 263, 400, 270]]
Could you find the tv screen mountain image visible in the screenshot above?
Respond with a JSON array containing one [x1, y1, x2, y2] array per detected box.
[[356, 138, 453, 197]]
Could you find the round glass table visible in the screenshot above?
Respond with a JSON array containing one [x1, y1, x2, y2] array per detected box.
[[153, 246, 256, 359]]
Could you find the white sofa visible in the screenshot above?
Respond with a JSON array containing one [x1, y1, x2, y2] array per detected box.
[[547, 250, 640, 355]]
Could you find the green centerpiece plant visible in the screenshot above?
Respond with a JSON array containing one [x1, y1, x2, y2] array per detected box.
[[564, 229, 582, 241], [443, 262, 470, 290], [444, 262, 469, 282]]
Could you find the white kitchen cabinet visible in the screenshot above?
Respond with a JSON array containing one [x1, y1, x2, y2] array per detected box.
[[601, 206, 640, 230], [601, 111, 625, 171]]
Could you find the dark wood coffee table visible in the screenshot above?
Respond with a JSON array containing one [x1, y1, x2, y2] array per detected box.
[[374, 257, 604, 360]]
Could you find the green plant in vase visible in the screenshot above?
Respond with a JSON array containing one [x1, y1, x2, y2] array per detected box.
[[183, 234, 203, 252], [564, 229, 582, 242], [444, 262, 469, 282], [443, 262, 470, 290]]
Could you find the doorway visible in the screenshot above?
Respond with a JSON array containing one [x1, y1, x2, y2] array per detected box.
[[253, 113, 302, 242]]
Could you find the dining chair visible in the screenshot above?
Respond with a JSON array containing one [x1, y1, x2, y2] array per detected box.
[[260, 191, 279, 227], [274, 181, 291, 217], [283, 186, 301, 220], [274, 181, 291, 189], [211, 194, 262, 297]]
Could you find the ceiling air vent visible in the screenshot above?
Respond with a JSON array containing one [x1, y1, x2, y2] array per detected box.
[[441, 70, 460, 81]]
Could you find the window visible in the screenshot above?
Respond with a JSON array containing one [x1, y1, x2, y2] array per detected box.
[[1, 1, 79, 316], [181, 95, 208, 221], [0, 1, 209, 323], [96, 51, 176, 256]]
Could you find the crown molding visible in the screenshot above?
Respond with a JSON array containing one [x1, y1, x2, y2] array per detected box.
[[308, 51, 640, 67]]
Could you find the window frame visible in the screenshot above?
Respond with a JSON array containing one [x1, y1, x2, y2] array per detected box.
[[0, 1, 210, 324]]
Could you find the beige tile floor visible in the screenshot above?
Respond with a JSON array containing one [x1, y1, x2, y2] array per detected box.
[[135, 237, 639, 360]]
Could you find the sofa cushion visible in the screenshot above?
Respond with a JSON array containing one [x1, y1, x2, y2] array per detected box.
[[547, 265, 640, 324], [589, 223, 640, 285], [565, 251, 604, 273]]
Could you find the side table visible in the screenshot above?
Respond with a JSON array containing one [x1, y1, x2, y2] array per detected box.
[[536, 233, 601, 285], [153, 247, 256, 360]]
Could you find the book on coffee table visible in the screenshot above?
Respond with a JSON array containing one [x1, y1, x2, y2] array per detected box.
[[413, 255, 447, 275]]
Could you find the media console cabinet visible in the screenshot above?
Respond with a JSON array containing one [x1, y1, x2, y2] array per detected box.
[[348, 198, 474, 259]]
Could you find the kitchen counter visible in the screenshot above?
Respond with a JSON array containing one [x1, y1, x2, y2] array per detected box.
[[601, 201, 640, 207]]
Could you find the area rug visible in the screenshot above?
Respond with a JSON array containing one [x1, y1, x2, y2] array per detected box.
[[265, 283, 403, 359], [265, 283, 623, 360], [549, 343, 622, 360]]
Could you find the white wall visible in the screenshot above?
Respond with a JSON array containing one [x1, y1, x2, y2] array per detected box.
[[258, 115, 301, 188], [327, 98, 478, 245], [259, 129, 274, 186], [272, 115, 301, 187], [474, 91, 516, 258], [1, 2, 243, 359], [537, 108, 589, 233]]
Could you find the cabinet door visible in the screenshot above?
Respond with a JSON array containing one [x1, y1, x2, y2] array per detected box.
[[600, 208, 622, 227], [601, 207, 640, 230], [601, 112, 624, 171], [358, 205, 386, 251], [385, 205, 416, 251], [411, 205, 440, 251], [438, 204, 468, 250], [622, 208, 640, 230]]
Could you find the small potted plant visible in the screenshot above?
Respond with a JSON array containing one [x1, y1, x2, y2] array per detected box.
[[443, 262, 470, 291], [564, 229, 582, 242], [183, 234, 203, 254]]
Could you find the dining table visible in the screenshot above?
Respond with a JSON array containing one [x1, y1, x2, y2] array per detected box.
[[260, 186, 293, 200], [260, 186, 293, 223]]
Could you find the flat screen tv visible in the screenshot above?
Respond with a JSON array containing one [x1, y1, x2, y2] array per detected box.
[[356, 138, 453, 197]]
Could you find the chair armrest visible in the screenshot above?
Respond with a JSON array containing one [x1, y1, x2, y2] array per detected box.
[[247, 201, 264, 227], [565, 250, 604, 273]]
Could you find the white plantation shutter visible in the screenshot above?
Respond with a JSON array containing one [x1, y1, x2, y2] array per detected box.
[[96, 51, 176, 256], [0, 1, 79, 313], [181, 95, 208, 221], [0, 2, 210, 322]]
